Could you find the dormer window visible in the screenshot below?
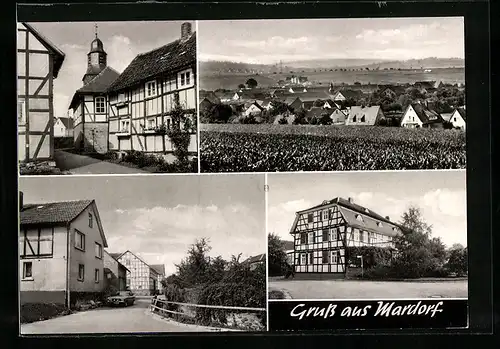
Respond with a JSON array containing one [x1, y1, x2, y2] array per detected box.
[[377, 222, 383, 227], [361, 115, 366, 122], [146, 80, 157, 97], [355, 214, 363, 222]]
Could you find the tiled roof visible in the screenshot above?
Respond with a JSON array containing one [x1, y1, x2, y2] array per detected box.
[[107, 32, 196, 92], [151, 264, 166, 275], [334, 89, 365, 99], [245, 253, 266, 264], [407, 103, 444, 124], [20, 200, 93, 225], [69, 66, 120, 109], [22, 23, 65, 78], [456, 107, 466, 121], [347, 105, 383, 125], [306, 107, 329, 119]]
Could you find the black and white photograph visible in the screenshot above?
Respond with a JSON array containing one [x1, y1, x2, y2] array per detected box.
[[198, 18, 466, 173], [267, 170, 467, 301], [18, 174, 266, 334], [17, 20, 198, 176]]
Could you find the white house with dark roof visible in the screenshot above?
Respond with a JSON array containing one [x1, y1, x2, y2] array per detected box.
[[243, 253, 266, 271], [345, 105, 384, 126], [106, 22, 197, 158], [53, 116, 74, 137], [447, 107, 466, 130], [19, 192, 108, 308], [400, 103, 444, 128], [288, 197, 401, 277]]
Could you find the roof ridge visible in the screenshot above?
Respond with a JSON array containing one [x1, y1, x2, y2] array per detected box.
[[135, 32, 196, 58], [23, 198, 93, 206]]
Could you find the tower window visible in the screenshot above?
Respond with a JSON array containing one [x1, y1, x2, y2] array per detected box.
[[95, 97, 106, 113]]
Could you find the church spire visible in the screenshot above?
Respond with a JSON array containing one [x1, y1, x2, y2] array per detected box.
[[82, 23, 107, 85]]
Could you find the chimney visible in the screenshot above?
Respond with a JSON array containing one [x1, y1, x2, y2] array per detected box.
[[348, 197, 354, 204], [19, 191, 24, 211], [385, 216, 390, 221], [181, 22, 192, 42]]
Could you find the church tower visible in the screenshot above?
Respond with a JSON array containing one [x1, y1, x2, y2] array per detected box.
[[82, 24, 107, 85]]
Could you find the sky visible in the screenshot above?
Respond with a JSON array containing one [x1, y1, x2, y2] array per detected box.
[[19, 174, 266, 276], [267, 170, 467, 248], [21, 21, 195, 120], [198, 17, 464, 64]]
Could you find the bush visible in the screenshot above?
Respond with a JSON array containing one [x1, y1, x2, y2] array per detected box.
[[345, 246, 394, 269], [195, 283, 265, 327], [362, 265, 398, 280], [21, 303, 71, 324]]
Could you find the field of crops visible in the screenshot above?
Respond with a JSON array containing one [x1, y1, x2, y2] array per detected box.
[[199, 124, 466, 172]]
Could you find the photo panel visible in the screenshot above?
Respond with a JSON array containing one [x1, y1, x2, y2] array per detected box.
[[17, 20, 198, 176], [266, 170, 468, 331], [18, 174, 267, 334], [198, 17, 466, 173]]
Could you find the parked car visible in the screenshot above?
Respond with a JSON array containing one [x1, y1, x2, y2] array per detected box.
[[106, 290, 135, 307]]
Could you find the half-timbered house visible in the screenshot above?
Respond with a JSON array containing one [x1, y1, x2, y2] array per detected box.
[[111, 250, 163, 295], [17, 23, 65, 163], [69, 28, 120, 153], [289, 197, 401, 277], [106, 22, 197, 158]]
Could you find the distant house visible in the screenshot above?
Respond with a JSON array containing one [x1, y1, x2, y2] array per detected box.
[[220, 92, 240, 102], [54, 117, 74, 137], [151, 264, 166, 292], [261, 99, 274, 110], [330, 108, 349, 124], [277, 96, 303, 111], [19, 193, 108, 308], [414, 81, 436, 90], [323, 99, 342, 110], [245, 102, 264, 116], [400, 103, 444, 128], [447, 107, 466, 130], [345, 105, 384, 126], [199, 97, 215, 112], [306, 107, 328, 121], [244, 253, 266, 271], [104, 250, 129, 291], [380, 87, 397, 99], [288, 87, 296, 93], [332, 89, 364, 102], [111, 250, 164, 295]]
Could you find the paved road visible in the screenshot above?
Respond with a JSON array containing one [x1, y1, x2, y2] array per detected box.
[[20, 299, 222, 334], [269, 279, 468, 299], [54, 150, 147, 174]]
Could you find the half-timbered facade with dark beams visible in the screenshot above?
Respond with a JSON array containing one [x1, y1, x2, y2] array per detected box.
[[69, 26, 120, 153], [105, 22, 197, 158], [111, 250, 164, 296], [17, 23, 65, 163], [289, 197, 402, 276]]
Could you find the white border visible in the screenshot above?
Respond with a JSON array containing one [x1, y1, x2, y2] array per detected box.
[[264, 173, 269, 330], [268, 297, 468, 302], [195, 20, 201, 174]]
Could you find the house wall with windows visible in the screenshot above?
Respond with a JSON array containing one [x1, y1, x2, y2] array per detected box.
[[72, 95, 109, 153], [108, 68, 197, 155], [19, 225, 67, 304], [290, 198, 400, 276], [68, 205, 105, 293], [400, 104, 424, 128]]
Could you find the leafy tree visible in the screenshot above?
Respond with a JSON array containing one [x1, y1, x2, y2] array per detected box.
[[318, 113, 333, 125], [393, 206, 441, 278], [268, 233, 288, 276], [270, 101, 291, 116], [443, 120, 454, 129], [175, 238, 213, 287], [208, 104, 233, 123], [292, 109, 308, 125], [246, 78, 258, 89], [238, 83, 245, 89], [446, 245, 468, 276], [277, 116, 288, 125]]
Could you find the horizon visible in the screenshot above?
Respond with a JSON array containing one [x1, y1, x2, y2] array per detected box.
[[199, 17, 464, 65]]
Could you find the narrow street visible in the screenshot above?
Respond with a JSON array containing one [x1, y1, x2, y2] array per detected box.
[[21, 299, 225, 334], [54, 150, 147, 174]]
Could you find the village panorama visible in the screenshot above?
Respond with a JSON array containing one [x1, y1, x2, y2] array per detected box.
[[198, 18, 466, 173]]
